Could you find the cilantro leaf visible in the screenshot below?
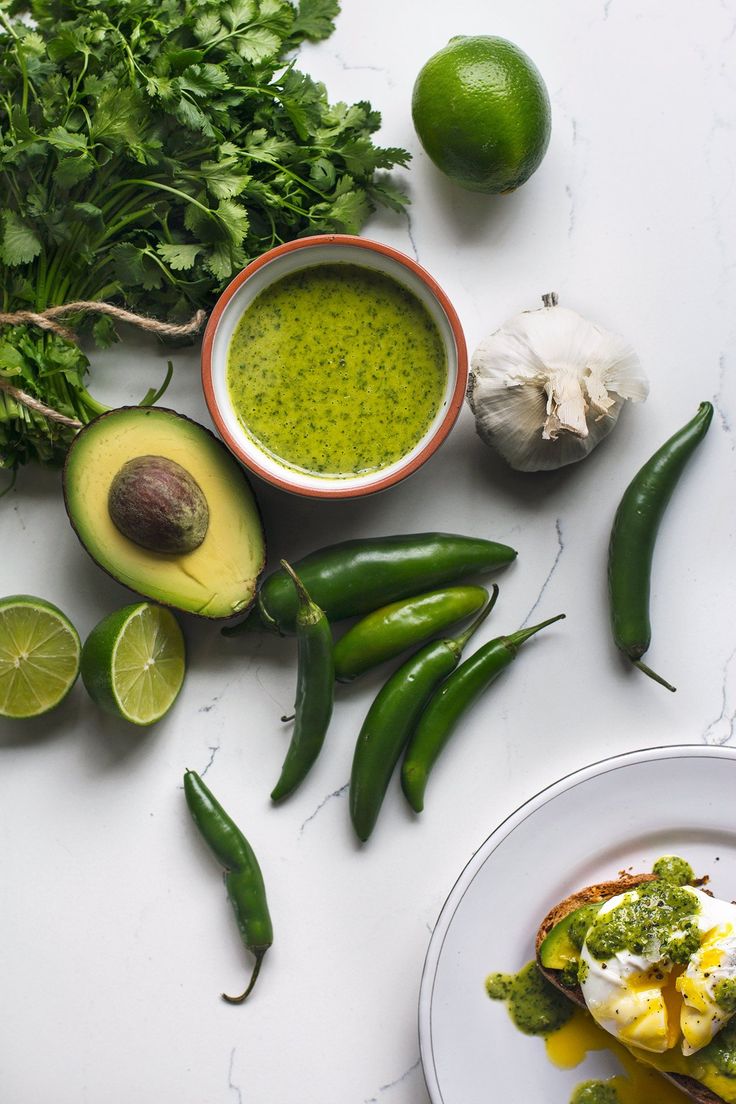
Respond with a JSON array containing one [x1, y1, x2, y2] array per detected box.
[[367, 178, 410, 213], [233, 27, 283, 64], [54, 154, 95, 190], [194, 159, 251, 199], [0, 342, 26, 376], [291, 0, 340, 41], [1, 212, 42, 266], [178, 64, 231, 97], [193, 12, 222, 41], [156, 243, 203, 270], [221, 0, 258, 30]]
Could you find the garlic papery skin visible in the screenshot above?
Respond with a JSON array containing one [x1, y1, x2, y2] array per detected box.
[[467, 294, 649, 472]]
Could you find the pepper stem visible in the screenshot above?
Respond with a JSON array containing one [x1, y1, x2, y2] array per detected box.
[[506, 613, 566, 651], [452, 584, 499, 653], [221, 605, 268, 637], [221, 949, 266, 1005], [633, 659, 676, 693], [279, 559, 322, 626], [280, 559, 309, 602]]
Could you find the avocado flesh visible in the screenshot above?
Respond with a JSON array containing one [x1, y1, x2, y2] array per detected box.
[[539, 901, 603, 970], [64, 407, 265, 619]]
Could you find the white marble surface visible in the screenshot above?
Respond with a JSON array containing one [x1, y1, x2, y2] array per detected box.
[[2, 2, 736, 1102]]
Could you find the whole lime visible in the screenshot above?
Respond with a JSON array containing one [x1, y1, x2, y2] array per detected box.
[[411, 36, 551, 194]]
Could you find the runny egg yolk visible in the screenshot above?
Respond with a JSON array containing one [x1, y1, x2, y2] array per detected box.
[[579, 888, 736, 1056], [545, 1009, 692, 1104], [677, 922, 736, 1054]]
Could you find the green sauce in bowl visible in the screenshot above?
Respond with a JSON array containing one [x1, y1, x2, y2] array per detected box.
[[225, 263, 447, 478]]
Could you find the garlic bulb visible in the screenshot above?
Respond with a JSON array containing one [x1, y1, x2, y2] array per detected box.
[[467, 293, 649, 472]]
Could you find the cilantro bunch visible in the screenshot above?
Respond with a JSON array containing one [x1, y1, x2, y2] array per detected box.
[[0, 0, 410, 470]]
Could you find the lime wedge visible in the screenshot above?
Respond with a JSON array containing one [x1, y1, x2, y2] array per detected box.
[[81, 603, 185, 725], [0, 595, 81, 718]]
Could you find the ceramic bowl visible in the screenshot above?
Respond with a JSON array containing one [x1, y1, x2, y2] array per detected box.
[[201, 234, 467, 499]]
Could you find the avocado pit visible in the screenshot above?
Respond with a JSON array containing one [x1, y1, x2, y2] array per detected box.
[[108, 454, 209, 555]]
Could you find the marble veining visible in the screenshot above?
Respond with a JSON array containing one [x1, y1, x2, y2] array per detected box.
[[228, 1050, 244, 1104], [200, 745, 221, 776], [704, 644, 736, 746], [299, 781, 349, 835], [364, 1058, 422, 1102], [521, 519, 564, 627]]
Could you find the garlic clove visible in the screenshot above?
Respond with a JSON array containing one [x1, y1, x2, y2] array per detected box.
[[543, 371, 589, 439], [467, 295, 648, 472]]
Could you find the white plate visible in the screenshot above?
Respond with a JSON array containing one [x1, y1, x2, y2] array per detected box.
[[418, 744, 736, 1104]]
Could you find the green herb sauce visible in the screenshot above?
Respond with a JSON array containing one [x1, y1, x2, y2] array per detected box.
[[585, 881, 700, 964], [568, 903, 604, 951], [569, 1081, 620, 1104], [715, 979, 736, 1014], [226, 263, 448, 478], [699, 1018, 736, 1077], [486, 962, 573, 1035], [652, 855, 694, 887]]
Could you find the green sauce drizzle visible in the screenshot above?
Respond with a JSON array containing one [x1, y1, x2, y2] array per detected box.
[[697, 1018, 736, 1078], [226, 263, 448, 478], [486, 961, 573, 1035], [652, 855, 695, 887], [569, 1081, 619, 1104], [716, 979, 736, 1014], [568, 903, 603, 951], [585, 881, 700, 964]]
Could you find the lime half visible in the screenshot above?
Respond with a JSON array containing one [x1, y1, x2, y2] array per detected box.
[[0, 595, 81, 718], [81, 603, 185, 725]]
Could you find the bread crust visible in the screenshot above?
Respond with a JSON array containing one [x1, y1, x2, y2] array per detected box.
[[535, 874, 725, 1104]]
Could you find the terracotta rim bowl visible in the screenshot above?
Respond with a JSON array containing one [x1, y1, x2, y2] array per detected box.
[[201, 234, 467, 499]]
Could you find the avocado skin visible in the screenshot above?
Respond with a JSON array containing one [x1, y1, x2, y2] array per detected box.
[[63, 407, 266, 620]]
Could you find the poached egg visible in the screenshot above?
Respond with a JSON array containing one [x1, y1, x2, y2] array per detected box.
[[579, 885, 736, 1056]]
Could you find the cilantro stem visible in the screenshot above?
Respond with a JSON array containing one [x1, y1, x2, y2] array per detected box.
[[229, 85, 280, 98], [200, 22, 271, 55], [3, 172, 25, 214], [35, 252, 48, 311], [256, 159, 329, 200], [106, 178, 214, 218], [102, 207, 159, 242], [68, 52, 90, 108], [0, 10, 17, 38], [99, 185, 152, 224], [77, 388, 107, 416]]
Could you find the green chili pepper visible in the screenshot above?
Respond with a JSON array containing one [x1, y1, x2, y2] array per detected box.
[[608, 401, 713, 693], [401, 613, 565, 813], [183, 770, 273, 1005], [270, 561, 335, 803], [349, 586, 499, 842], [223, 532, 517, 636], [334, 584, 489, 683]]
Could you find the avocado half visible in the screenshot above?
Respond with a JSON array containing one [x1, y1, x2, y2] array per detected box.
[[63, 407, 266, 619]]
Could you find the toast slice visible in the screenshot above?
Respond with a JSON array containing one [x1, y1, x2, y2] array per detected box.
[[535, 873, 724, 1104]]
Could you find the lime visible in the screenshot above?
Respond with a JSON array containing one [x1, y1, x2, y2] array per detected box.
[[0, 595, 81, 718], [411, 36, 551, 194], [81, 602, 185, 725]]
